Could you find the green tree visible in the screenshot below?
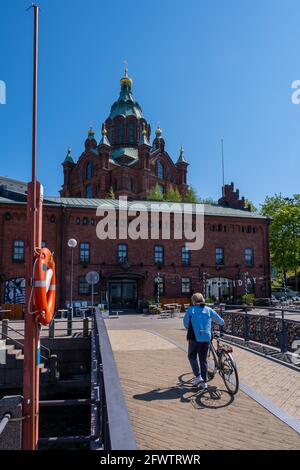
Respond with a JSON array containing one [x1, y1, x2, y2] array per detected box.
[[147, 184, 164, 201], [183, 186, 198, 203], [260, 194, 300, 291], [245, 199, 257, 212], [164, 186, 182, 202], [106, 186, 115, 199], [198, 196, 217, 205]]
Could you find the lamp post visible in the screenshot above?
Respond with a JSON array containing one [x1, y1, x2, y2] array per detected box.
[[68, 238, 77, 316], [155, 272, 162, 306]]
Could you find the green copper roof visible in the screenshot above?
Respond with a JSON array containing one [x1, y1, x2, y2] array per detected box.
[[110, 147, 139, 165], [176, 145, 188, 164], [0, 193, 268, 219], [42, 197, 267, 219], [99, 124, 111, 146], [109, 81, 143, 119], [63, 147, 74, 164]]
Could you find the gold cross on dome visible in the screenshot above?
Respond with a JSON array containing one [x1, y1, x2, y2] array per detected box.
[[124, 59, 128, 76]]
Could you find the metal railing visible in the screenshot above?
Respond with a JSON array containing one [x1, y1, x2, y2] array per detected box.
[[91, 313, 136, 450], [37, 312, 136, 449], [1, 319, 50, 360], [219, 305, 300, 353]]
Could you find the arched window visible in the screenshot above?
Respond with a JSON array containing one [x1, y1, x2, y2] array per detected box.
[[86, 161, 93, 179], [85, 184, 93, 198], [156, 161, 164, 179], [129, 122, 135, 143], [117, 123, 123, 143]]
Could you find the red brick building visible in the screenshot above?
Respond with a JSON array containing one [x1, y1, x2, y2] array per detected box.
[[0, 189, 271, 310], [61, 69, 188, 200], [0, 70, 271, 311]]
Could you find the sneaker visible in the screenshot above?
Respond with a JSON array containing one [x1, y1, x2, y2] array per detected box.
[[191, 375, 203, 386], [200, 382, 208, 389]]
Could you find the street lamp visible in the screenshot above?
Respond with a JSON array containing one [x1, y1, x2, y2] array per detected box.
[[155, 272, 162, 306], [68, 238, 77, 316]]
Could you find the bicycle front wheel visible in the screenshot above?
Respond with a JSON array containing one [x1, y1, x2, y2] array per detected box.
[[220, 351, 239, 395], [207, 343, 218, 380]]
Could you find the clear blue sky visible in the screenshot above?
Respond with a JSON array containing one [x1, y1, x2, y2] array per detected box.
[[0, 0, 299, 207]]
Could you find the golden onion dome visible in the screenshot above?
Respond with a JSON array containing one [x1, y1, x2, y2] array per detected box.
[[120, 66, 133, 87], [155, 123, 162, 137]]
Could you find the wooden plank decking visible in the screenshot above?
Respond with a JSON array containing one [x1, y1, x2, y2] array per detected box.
[[107, 325, 300, 450]]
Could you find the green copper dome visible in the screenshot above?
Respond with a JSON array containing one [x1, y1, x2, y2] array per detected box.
[[109, 69, 143, 119]]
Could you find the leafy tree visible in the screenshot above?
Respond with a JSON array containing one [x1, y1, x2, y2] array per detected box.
[[260, 194, 300, 291], [198, 196, 217, 205], [245, 199, 257, 212], [183, 186, 198, 203], [147, 184, 164, 201], [164, 186, 182, 202], [106, 186, 115, 199]]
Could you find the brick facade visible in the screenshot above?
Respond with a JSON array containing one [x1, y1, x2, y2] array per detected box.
[[0, 197, 271, 309]]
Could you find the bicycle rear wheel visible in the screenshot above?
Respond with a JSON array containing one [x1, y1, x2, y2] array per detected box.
[[220, 351, 239, 395], [207, 343, 218, 380]]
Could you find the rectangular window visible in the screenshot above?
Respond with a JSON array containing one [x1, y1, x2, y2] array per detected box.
[[181, 277, 191, 294], [118, 244, 128, 262], [215, 247, 224, 266], [78, 276, 91, 295], [41, 241, 46, 248], [181, 247, 190, 265], [13, 240, 25, 262], [80, 242, 90, 264], [245, 248, 254, 267], [154, 245, 164, 265]]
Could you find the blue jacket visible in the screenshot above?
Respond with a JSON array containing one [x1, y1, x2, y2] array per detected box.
[[183, 305, 225, 342]]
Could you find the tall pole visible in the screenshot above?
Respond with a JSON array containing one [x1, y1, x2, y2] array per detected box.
[[70, 248, 74, 309], [23, 4, 41, 450], [221, 139, 225, 196]]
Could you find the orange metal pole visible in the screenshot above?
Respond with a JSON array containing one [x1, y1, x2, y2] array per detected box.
[[22, 4, 41, 450]]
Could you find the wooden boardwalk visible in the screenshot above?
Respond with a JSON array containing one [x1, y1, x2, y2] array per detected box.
[[107, 322, 300, 450]]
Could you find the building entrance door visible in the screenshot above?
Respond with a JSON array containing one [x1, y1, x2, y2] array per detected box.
[[109, 279, 137, 310]]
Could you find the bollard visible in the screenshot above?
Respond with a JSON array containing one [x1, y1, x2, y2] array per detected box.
[[1, 319, 8, 340], [67, 308, 73, 336], [83, 317, 89, 338], [49, 319, 55, 339]]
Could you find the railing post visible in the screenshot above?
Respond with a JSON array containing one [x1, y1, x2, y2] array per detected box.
[[67, 308, 72, 336], [49, 319, 55, 339], [49, 354, 59, 382], [280, 308, 288, 353], [2, 319, 8, 340], [83, 318, 89, 338], [244, 308, 249, 342]]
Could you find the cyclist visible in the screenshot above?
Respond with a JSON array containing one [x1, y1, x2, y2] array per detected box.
[[183, 293, 224, 388]]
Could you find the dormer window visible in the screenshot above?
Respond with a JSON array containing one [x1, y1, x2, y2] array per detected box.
[[156, 161, 164, 179]]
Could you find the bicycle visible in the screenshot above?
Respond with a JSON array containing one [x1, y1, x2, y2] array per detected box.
[[207, 330, 239, 395]]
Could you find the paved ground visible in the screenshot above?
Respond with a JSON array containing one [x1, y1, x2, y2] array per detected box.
[[106, 314, 300, 450]]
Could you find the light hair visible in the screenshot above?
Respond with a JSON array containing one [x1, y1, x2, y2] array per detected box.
[[191, 293, 205, 305]]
